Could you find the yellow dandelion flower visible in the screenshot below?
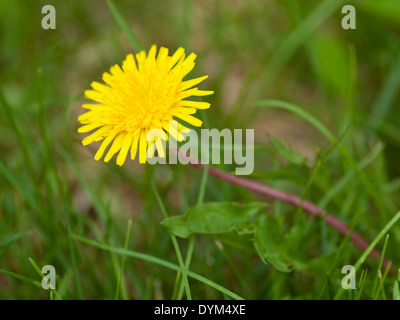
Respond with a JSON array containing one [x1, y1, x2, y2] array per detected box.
[[78, 45, 213, 166]]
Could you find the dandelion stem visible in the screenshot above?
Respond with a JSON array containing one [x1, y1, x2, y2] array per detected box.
[[176, 150, 394, 275]]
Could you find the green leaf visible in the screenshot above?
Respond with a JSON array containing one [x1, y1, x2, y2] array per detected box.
[[212, 231, 255, 251], [270, 135, 307, 165], [163, 202, 305, 273], [253, 215, 302, 272], [161, 202, 266, 239]]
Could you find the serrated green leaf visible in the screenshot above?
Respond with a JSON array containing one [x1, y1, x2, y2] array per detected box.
[[161, 202, 266, 239]]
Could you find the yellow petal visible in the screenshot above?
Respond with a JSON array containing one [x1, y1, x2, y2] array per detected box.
[[78, 122, 102, 133], [157, 47, 169, 65], [85, 90, 103, 103], [183, 52, 197, 64], [116, 134, 134, 166], [147, 141, 155, 159], [163, 121, 184, 142], [176, 107, 197, 114], [176, 122, 190, 134], [94, 132, 118, 161], [78, 111, 96, 123], [179, 76, 208, 91], [122, 53, 137, 72], [174, 113, 203, 127], [82, 126, 111, 146], [136, 51, 147, 70], [102, 72, 115, 86], [176, 100, 211, 109], [110, 64, 123, 77], [155, 136, 165, 158], [192, 89, 214, 96], [139, 130, 148, 164], [104, 132, 127, 163], [130, 133, 140, 160], [148, 45, 157, 60], [82, 103, 102, 110], [90, 81, 110, 93], [170, 47, 185, 68], [180, 62, 195, 79]]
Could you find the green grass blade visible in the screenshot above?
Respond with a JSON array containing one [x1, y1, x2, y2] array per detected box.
[[177, 165, 209, 300], [394, 278, 400, 300], [72, 233, 244, 300], [0, 87, 34, 178], [115, 219, 132, 300], [28, 257, 61, 300], [0, 269, 42, 289], [256, 99, 388, 219], [372, 234, 390, 297], [151, 183, 192, 300], [335, 211, 400, 299], [63, 192, 84, 299], [256, 0, 345, 94], [318, 142, 384, 209], [371, 54, 400, 127], [106, 0, 144, 52], [356, 269, 367, 300]]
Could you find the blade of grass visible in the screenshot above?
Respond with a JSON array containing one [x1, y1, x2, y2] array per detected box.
[[181, 149, 393, 273], [0, 87, 34, 179], [28, 257, 61, 300], [318, 142, 384, 209], [106, 0, 144, 52], [115, 219, 132, 300], [372, 234, 390, 297], [393, 276, 400, 300], [356, 269, 367, 300], [177, 164, 209, 300], [375, 263, 391, 300], [214, 240, 254, 299], [0, 269, 42, 289], [334, 210, 400, 299], [72, 233, 244, 300], [63, 191, 84, 299], [151, 183, 192, 300], [0, 162, 41, 214], [0, 231, 31, 247], [371, 54, 400, 129], [255, 99, 388, 220], [255, 0, 345, 96]]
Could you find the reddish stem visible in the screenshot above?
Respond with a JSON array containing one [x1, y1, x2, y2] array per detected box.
[[179, 152, 393, 274]]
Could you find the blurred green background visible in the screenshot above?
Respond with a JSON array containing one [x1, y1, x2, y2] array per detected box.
[[1, 0, 400, 299]]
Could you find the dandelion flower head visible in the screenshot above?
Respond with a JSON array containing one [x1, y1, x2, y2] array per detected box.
[[78, 45, 213, 165]]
